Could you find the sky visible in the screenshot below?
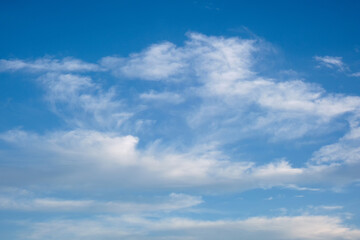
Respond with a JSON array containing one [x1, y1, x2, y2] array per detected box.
[[1, 0, 360, 239]]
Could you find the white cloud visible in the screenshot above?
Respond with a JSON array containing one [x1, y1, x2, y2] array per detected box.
[[100, 42, 187, 81], [311, 205, 344, 211], [38, 73, 132, 128], [351, 72, 360, 77], [139, 91, 185, 104], [189, 78, 360, 141], [0, 57, 101, 73], [2, 32, 360, 240], [146, 215, 360, 240], [283, 184, 320, 192], [295, 205, 346, 216], [23, 215, 360, 240], [0, 33, 360, 193], [0, 129, 139, 166], [3, 34, 360, 141], [311, 121, 360, 165], [0, 191, 202, 213], [1, 128, 358, 191], [252, 160, 303, 182], [314, 56, 346, 71], [0, 129, 293, 189], [101, 32, 256, 82], [100, 33, 360, 140]]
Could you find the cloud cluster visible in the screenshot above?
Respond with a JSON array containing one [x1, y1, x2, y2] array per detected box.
[[100, 33, 360, 140], [1, 32, 360, 239], [1, 127, 359, 192], [0, 33, 360, 190]]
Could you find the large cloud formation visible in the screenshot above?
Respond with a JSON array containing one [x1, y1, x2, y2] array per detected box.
[[1, 33, 360, 239]]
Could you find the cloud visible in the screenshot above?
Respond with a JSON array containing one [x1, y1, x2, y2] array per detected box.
[[139, 91, 185, 104], [101, 32, 256, 82], [22, 215, 360, 240], [38, 73, 132, 128], [100, 42, 187, 81], [311, 120, 360, 165], [350, 72, 360, 77], [186, 42, 359, 139], [314, 56, 346, 71], [100, 33, 360, 140], [0, 129, 293, 190], [189, 75, 360, 141], [0, 57, 101, 73], [2, 32, 360, 239], [0, 35, 359, 192], [1, 128, 359, 192], [309, 205, 344, 211], [0, 33, 360, 192], [2, 34, 359, 141], [0, 190, 202, 213]]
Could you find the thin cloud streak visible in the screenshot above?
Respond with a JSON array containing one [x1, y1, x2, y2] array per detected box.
[[314, 56, 346, 71], [24, 215, 360, 240]]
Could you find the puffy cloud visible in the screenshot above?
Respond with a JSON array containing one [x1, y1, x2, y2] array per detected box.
[[100, 42, 187, 81], [1, 128, 357, 191], [0, 129, 139, 166], [0, 129, 291, 189], [101, 32, 256, 82]]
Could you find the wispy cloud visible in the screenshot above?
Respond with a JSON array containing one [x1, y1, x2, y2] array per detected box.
[[24, 215, 360, 240], [38, 73, 132, 128], [0, 191, 202, 213], [1, 33, 360, 240], [100, 42, 187, 81], [140, 91, 185, 104], [1, 128, 359, 192], [100, 32, 256, 82], [310, 205, 344, 211], [314, 56, 346, 71], [102, 33, 360, 141], [351, 72, 360, 77], [0, 57, 101, 73], [311, 120, 360, 165], [0, 33, 360, 192]]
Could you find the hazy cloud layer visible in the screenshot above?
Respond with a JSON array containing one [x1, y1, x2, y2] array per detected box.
[[22, 215, 360, 240]]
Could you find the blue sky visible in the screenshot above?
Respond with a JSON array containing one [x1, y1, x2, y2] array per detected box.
[[1, 1, 360, 239]]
